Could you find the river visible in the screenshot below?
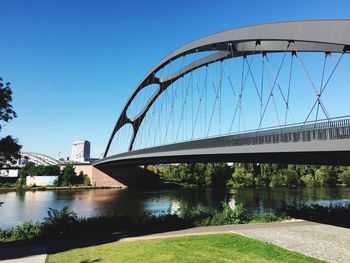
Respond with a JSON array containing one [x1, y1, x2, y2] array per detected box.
[[0, 187, 349, 228]]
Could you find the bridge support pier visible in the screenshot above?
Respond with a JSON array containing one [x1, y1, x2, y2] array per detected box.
[[93, 165, 153, 188]]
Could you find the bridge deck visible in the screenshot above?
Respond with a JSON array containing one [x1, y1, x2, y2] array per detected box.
[[95, 118, 350, 167]]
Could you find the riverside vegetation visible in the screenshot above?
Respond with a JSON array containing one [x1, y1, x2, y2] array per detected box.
[[14, 163, 90, 188], [0, 203, 286, 241], [2, 202, 349, 241], [150, 163, 350, 188]]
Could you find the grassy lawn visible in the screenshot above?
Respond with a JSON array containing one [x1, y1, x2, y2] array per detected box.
[[47, 233, 323, 263]]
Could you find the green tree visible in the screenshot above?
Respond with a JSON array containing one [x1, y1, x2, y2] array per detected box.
[[61, 164, 76, 186], [315, 166, 338, 186], [300, 174, 316, 186], [205, 163, 231, 187], [339, 167, 350, 186], [269, 174, 287, 187], [0, 78, 21, 168], [229, 164, 255, 187], [17, 162, 35, 187], [284, 165, 301, 187]]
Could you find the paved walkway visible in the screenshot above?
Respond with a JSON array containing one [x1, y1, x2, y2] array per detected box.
[[1, 220, 350, 262], [232, 221, 350, 263], [0, 245, 47, 263]]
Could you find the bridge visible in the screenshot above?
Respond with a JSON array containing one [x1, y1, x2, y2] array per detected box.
[[20, 152, 61, 166], [94, 20, 350, 176]]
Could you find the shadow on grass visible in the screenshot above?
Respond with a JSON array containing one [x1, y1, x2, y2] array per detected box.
[[0, 225, 193, 261]]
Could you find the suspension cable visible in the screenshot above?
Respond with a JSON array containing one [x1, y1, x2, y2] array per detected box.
[[284, 52, 295, 125], [258, 46, 288, 130]]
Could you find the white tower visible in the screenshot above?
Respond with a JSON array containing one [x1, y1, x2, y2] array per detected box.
[[71, 140, 90, 163]]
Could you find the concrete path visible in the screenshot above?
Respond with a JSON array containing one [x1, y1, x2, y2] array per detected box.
[[0, 245, 47, 263], [233, 221, 350, 263]]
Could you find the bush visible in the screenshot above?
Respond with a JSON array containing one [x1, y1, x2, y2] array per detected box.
[[250, 213, 285, 223], [11, 221, 41, 239], [16, 176, 26, 187], [278, 202, 350, 227], [41, 206, 78, 236], [82, 175, 91, 186], [1, 221, 42, 240], [0, 228, 12, 240], [180, 202, 250, 226], [0, 203, 286, 241]]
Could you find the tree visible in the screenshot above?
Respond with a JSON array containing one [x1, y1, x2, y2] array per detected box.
[[339, 167, 350, 186], [285, 165, 301, 187], [206, 163, 231, 187], [0, 135, 21, 167], [229, 164, 255, 187], [315, 166, 338, 186], [0, 78, 21, 168], [61, 164, 76, 186]]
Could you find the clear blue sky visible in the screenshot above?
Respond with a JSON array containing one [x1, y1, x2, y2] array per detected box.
[[1, 0, 349, 159]]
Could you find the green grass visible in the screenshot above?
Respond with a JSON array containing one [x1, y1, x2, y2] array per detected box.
[[47, 233, 323, 263]]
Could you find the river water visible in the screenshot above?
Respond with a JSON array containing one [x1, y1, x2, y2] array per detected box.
[[1, 187, 349, 228]]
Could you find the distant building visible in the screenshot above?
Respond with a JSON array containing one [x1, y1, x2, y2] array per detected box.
[[71, 140, 91, 163], [0, 168, 19, 177], [0, 152, 61, 178]]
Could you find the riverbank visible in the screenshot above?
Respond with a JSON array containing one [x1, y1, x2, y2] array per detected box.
[[0, 185, 124, 193], [0, 202, 288, 241], [4, 220, 341, 263]]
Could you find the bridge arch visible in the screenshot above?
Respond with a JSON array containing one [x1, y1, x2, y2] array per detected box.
[[104, 20, 350, 157]]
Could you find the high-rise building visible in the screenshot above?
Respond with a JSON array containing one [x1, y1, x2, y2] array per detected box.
[[71, 140, 90, 163]]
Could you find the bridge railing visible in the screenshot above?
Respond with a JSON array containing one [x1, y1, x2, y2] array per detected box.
[[106, 116, 350, 159], [230, 117, 350, 147]]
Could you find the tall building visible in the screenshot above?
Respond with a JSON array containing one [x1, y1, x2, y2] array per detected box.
[[71, 140, 90, 163]]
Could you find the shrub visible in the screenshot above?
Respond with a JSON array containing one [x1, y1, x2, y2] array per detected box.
[[16, 176, 26, 187], [180, 202, 250, 226], [11, 221, 41, 240], [82, 175, 91, 186], [0, 228, 12, 240], [41, 206, 78, 236], [278, 202, 350, 227], [0, 203, 286, 241], [250, 213, 286, 223]]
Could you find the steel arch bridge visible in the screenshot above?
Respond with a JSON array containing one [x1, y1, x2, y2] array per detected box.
[[94, 20, 350, 169], [20, 152, 61, 166]]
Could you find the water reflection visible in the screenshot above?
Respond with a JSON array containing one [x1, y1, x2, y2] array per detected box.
[[0, 187, 349, 228]]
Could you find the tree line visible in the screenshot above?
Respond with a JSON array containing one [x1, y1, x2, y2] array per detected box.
[[152, 163, 350, 188], [18, 163, 90, 187]]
